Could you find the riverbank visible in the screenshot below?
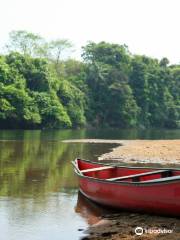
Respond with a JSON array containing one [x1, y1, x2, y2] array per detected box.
[[63, 139, 180, 164], [100, 139, 180, 164], [64, 139, 180, 239]]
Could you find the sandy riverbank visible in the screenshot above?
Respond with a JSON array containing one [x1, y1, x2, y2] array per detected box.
[[100, 139, 180, 164], [64, 139, 180, 240]]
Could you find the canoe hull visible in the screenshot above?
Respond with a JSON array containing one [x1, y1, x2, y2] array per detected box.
[[79, 176, 180, 216]]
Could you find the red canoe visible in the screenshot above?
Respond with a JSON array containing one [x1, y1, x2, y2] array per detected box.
[[72, 158, 180, 216]]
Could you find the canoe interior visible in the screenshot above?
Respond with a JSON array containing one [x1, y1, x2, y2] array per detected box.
[[77, 159, 180, 182]]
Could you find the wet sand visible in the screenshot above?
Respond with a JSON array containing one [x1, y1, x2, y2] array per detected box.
[[84, 212, 180, 240], [64, 139, 180, 239]]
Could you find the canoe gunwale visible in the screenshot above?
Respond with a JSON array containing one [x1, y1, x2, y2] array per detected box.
[[75, 158, 180, 171], [72, 158, 180, 186]]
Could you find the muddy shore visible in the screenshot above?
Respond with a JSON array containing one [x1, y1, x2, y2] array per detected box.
[[64, 139, 180, 240]]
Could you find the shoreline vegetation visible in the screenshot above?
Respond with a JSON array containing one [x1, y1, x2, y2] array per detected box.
[[0, 30, 179, 130]]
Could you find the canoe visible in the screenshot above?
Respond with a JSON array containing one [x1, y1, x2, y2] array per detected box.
[[72, 158, 180, 216]]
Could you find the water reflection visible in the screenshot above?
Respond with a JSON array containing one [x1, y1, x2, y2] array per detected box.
[[0, 128, 179, 141], [0, 140, 115, 198], [0, 141, 72, 197], [75, 191, 113, 225], [0, 133, 116, 240]]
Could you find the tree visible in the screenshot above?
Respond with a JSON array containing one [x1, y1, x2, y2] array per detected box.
[[129, 56, 151, 126], [82, 42, 138, 127], [57, 80, 86, 127], [82, 41, 130, 70], [63, 59, 88, 92], [0, 84, 41, 128], [34, 91, 71, 128], [48, 39, 73, 75], [160, 57, 169, 68], [6, 30, 46, 57], [5, 52, 60, 92]]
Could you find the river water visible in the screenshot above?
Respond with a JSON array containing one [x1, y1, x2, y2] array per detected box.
[[0, 129, 179, 240]]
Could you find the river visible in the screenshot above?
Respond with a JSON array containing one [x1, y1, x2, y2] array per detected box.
[[0, 128, 179, 240]]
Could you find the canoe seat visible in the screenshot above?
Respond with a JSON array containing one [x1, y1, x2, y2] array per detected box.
[[81, 166, 115, 173], [107, 169, 171, 182], [141, 175, 180, 183]]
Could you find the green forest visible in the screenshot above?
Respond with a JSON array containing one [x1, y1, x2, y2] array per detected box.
[[0, 31, 179, 129]]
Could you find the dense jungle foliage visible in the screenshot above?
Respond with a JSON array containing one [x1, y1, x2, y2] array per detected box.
[[0, 31, 179, 129]]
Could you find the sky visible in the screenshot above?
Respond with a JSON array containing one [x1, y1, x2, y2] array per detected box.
[[0, 0, 180, 63]]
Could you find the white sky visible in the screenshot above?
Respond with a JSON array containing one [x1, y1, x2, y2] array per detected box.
[[0, 0, 180, 63]]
